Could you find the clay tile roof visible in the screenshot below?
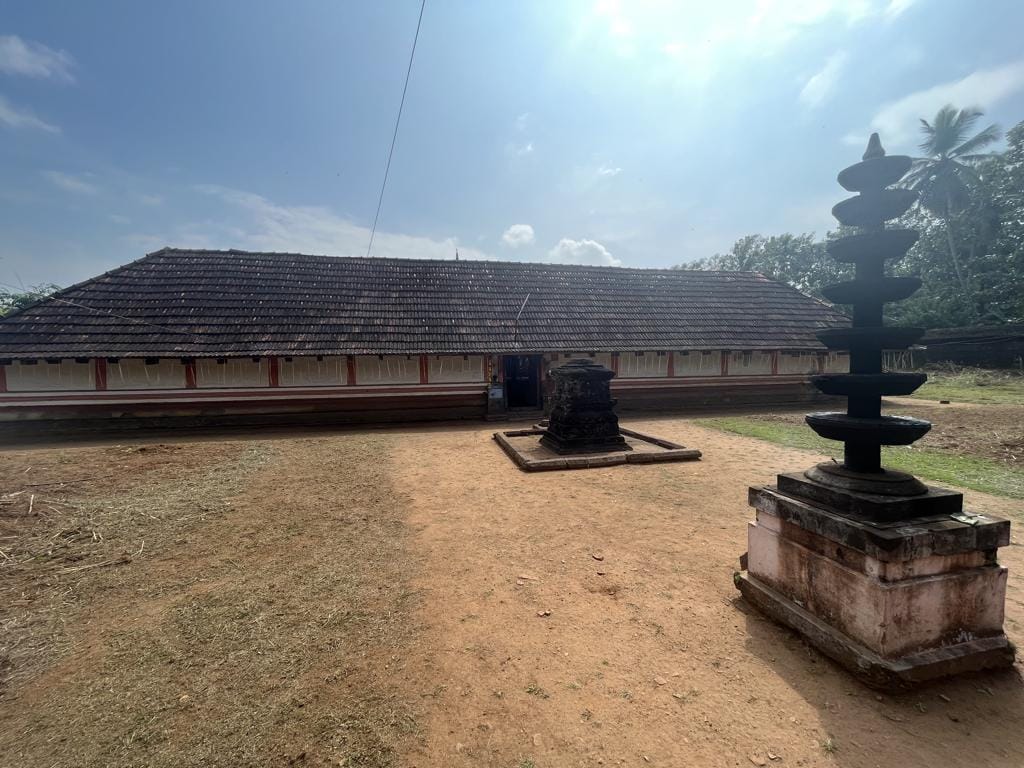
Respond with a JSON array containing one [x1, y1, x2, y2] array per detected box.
[[0, 248, 849, 358]]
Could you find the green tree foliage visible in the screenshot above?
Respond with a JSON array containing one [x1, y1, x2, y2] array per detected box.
[[677, 233, 851, 301], [0, 284, 61, 316]]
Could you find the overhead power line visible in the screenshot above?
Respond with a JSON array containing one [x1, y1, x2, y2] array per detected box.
[[366, 0, 427, 258]]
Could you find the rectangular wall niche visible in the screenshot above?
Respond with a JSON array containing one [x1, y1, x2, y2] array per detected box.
[[549, 352, 613, 370], [674, 350, 722, 376], [729, 351, 774, 376], [428, 355, 485, 383], [107, 358, 186, 390], [618, 351, 669, 378], [279, 356, 347, 387], [355, 355, 420, 385], [196, 358, 270, 388], [777, 352, 821, 375], [6, 359, 95, 392]]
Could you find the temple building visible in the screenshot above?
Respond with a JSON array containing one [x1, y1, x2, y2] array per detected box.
[[0, 248, 848, 427]]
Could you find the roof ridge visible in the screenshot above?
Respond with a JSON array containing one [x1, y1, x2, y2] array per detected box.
[[153, 247, 768, 277]]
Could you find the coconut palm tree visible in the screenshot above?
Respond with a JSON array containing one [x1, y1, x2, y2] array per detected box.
[[903, 105, 1001, 301]]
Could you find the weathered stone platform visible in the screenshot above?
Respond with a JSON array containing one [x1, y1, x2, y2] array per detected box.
[[738, 485, 1015, 688], [494, 427, 700, 472]]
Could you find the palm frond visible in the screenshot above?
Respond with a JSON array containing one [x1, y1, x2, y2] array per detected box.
[[951, 123, 1001, 157]]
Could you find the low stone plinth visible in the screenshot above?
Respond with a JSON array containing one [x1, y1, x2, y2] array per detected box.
[[494, 427, 700, 472], [737, 485, 1015, 688]]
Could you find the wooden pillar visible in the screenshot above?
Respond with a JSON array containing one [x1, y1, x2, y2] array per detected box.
[[268, 356, 280, 387], [0, 362, 7, 393], [94, 358, 108, 391], [667, 351, 675, 378], [346, 355, 357, 386], [419, 354, 429, 384], [184, 359, 197, 389], [721, 351, 730, 377], [771, 350, 779, 375], [497, 355, 505, 382], [817, 353, 827, 373], [610, 352, 620, 375]]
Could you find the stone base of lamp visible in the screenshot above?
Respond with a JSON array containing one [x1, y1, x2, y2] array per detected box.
[[737, 484, 1015, 689]]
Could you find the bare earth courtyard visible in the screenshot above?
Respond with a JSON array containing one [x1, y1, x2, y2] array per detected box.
[[1, 413, 1022, 768]]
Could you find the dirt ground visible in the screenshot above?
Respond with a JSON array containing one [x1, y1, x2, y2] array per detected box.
[[1, 410, 1022, 768]]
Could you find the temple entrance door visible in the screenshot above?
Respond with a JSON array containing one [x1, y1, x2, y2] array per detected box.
[[503, 355, 542, 408]]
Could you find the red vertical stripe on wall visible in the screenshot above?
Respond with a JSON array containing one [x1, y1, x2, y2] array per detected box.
[[721, 351, 730, 377], [771, 351, 779, 375], [268, 356, 280, 387], [817, 353, 826, 373], [667, 351, 675, 378], [0, 363, 7, 393], [346, 356, 357, 386], [94, 358, 108, 391], [184, 359, 197, 389], [419, 354, 429, 384], [610, 352, 620, 374], [496, 356, 505, 382]]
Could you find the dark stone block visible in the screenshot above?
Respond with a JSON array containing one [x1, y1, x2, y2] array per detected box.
[[539, 359, 630, 454], [774, 472, 965, 523]]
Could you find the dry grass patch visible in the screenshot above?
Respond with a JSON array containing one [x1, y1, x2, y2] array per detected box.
[[0, 433, 422, 768]]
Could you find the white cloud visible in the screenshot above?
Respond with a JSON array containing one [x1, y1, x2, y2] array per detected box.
[[596, 164, 622, 177], [799, 51, 847, 108], [502, 223, 535, 247], [0, 35, 75, 82], [869, 60, 1024, 146], [546, 238, 621, 267], [42, 170, 98, 195], [513, 141, 534, 156], [189, 184, 490, 261], [0, 93, 60, 133]]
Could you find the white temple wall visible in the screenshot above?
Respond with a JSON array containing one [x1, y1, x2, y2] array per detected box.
[[108, 358, 186, 390], [279, 356, 347, 387], [196, 358, 269, 388], [6, 359, 94, 391], [674, 350, 722, 376], [777, 352, 821, 375], [822, 352, 850, 373], [548, 352, 614, 370], [355, 355, 420, 385], [729, 350, 774, 376], [428, 355, 485, 383], [618, 351, 670, 378]]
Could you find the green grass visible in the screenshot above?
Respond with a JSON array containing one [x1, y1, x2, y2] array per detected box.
[[697, 416, 1024, 500], [910, 369, 1024, 405]]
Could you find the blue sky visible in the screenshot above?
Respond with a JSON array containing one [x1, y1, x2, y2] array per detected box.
[[3, 0, 1023, 287]]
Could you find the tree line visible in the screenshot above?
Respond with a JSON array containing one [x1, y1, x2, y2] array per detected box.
[[681, 106, 1024, 329]]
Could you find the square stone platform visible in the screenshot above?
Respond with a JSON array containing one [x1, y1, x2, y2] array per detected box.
[[493, 427, 701, 472], [738, 484, 1015, 689]]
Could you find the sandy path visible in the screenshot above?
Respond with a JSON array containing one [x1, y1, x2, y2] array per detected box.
[[392, 418, 1024, 768]]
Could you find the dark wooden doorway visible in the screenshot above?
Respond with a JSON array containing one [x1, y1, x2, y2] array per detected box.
[[503, 355, 542, 408]]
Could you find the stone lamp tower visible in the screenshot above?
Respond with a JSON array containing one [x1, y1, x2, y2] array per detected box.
[[736, 134, 1015, 688]]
